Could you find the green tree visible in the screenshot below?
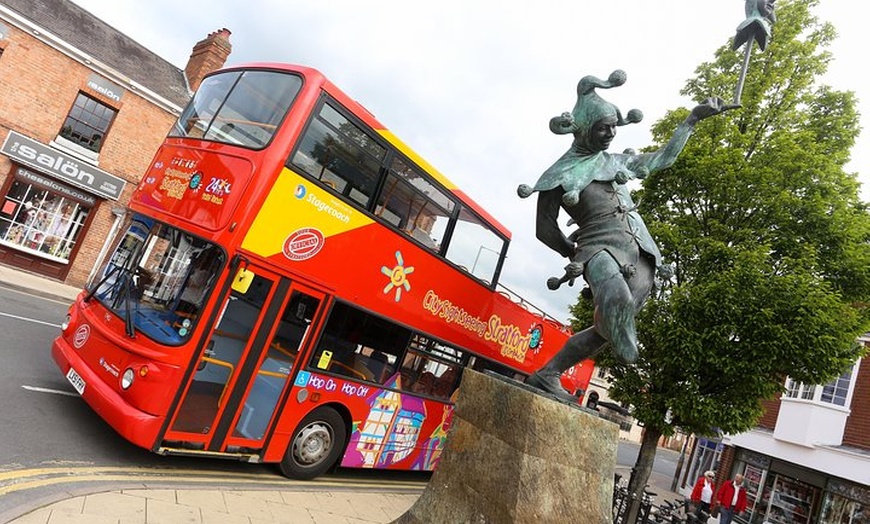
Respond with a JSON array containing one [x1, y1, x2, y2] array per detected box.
[[576, 0, 870, 516]]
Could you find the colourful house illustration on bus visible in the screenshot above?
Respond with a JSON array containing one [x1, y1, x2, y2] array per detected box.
[[342, 376, 427, 468]]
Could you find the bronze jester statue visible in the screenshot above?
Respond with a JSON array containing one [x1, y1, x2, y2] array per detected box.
[[518, 70, 736, 401]]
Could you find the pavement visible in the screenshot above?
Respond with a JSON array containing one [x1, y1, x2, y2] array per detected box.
[[0, 264, 700, 524]]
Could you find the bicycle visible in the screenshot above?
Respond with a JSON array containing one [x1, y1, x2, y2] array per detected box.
[[677, 499, 712, 523], [653, 498, 712, 523]]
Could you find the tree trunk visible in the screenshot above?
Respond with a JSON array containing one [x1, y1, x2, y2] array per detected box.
[[625, 426, 662, 524]]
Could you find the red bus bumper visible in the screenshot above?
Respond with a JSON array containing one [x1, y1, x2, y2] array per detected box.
[[52, 336, 163, 450]]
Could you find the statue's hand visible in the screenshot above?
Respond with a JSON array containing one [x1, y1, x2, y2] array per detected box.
[[691, 97, 740, 121], [565, 261, 584, 278]]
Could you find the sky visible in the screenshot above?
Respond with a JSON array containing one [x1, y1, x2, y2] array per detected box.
[[67, 0, 867, 323]]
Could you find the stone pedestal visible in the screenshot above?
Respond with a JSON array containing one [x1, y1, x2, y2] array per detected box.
[[393, 369, 618, 524]]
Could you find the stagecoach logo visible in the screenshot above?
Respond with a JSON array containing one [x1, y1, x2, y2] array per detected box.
[[73, 325, 91, 349], [98, 357, 120, 378], [282, 228, 325, 260]]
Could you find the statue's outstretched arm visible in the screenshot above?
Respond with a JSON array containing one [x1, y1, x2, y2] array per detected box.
[[636, 97, 738, 173]]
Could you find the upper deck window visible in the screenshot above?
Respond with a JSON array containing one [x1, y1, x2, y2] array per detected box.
[[376, 157, 454, 253], [289, 96, 507, 288], [291, 102, 386, 207], [445, 206, 506, 285], [170, 70, 302, 149]]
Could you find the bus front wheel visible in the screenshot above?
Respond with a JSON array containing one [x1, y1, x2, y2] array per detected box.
[[280, 407, 347, 480]]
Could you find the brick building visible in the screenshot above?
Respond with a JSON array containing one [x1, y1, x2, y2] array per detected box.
[[0, 0, 230, 286], [678, 338, 868, 523]]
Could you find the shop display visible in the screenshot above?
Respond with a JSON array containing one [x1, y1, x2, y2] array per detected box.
[[0, 177, 89, 262], [764, 475, 817, 524], [743, 465, 766, 521]]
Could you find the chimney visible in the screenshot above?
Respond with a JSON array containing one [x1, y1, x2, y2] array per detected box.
[[185, 28, 232, 92]]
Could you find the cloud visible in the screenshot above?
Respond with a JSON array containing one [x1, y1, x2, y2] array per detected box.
[[70, 0, 869, 322]]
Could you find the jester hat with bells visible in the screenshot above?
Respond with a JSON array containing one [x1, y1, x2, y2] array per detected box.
[[549, 69, 643, 137], [518, 70, 644, 206]]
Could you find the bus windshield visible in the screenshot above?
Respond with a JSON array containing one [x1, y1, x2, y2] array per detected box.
[[89, 214, 226, 345], [169, 69, 303, 148]]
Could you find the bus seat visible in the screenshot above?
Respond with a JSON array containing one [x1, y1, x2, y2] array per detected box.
[[366, 352, 393, 383], [433, 368, 458, 398], [410, 371, 435, 395]]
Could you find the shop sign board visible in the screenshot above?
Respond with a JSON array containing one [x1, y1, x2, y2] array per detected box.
[[1, 131, 126, 201]]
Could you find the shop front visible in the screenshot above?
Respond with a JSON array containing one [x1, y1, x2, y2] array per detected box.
[[682, 436, 724, 488], [731, 449, 867, 524], [0, 130, 125, 280]]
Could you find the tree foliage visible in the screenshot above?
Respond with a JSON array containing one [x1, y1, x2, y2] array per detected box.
[[570, 0, 870, 501]]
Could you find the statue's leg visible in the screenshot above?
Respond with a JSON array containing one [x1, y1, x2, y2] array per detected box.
[[586, 251, 655, 364], [526, 326, 607, 401], [527, 252, 655, 399]]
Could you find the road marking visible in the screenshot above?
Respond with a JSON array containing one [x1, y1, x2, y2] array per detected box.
[[0, 284, 74, 305], [0, 465, 428, 496], [0, 311, 60, 328], [20, 385, 78, 397]]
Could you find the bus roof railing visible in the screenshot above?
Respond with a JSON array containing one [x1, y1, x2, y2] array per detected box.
[[495, 283, 572, 334]]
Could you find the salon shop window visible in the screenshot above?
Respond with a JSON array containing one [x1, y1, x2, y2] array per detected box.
[[0, 169, 94, 262]]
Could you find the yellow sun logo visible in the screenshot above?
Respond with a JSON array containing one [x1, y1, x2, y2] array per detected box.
[[381, 251, 414, 302]]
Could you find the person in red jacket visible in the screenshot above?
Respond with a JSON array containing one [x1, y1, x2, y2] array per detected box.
[[690, 470, 716, 517], [716, 473, 748, 524]]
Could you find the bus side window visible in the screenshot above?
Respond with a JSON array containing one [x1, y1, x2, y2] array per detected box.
[[376, 157, 453, 254], [432, 365, 461, 400], [289, 101, 385, 208], [308, 301, 408, 386], [398, 336, 465, 401]]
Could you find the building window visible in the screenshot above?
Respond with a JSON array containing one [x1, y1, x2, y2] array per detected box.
[[0, 170, 93, 262], [820, 366, 853, 406], [784, 360, 859, 407], [59, 93, 117, 153]]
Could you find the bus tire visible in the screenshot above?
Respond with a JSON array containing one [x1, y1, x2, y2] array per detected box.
[[279, 407, 347, 480]]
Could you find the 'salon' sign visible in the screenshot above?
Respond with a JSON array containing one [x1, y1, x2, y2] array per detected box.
[[1, 131, 126, 201]]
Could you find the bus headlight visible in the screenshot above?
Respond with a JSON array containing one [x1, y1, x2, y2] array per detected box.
[[121, 368, 135, 390], [61, 314, 71, 331]]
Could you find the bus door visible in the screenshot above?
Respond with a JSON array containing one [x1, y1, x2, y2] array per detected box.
[[165, 265, 325, 453]]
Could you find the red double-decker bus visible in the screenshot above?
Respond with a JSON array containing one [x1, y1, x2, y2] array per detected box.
[[52, 63, 591, 479]]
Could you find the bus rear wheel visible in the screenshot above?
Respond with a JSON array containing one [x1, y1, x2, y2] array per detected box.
[[280, 407, 347, 480]]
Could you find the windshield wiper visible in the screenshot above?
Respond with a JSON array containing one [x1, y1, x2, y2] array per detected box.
[[84, 264, 120, 303], [84, 263, 142, 338]]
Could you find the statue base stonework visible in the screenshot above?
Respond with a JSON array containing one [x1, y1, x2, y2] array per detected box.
[[392, 369, 618, 524]]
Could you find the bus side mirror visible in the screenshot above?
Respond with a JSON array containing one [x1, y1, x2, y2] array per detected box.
[[231, 267, 254, 293]]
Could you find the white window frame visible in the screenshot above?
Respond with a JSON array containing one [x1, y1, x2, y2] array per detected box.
[[783, 358, 861, 408]]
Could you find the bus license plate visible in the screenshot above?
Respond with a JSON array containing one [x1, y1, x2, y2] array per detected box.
[[66, 367, 86, 395]]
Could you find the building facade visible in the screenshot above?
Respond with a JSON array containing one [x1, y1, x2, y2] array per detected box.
[[679, 338, 869, 524], [585, 365, 644, 442], [0, 0, 230, 286]]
